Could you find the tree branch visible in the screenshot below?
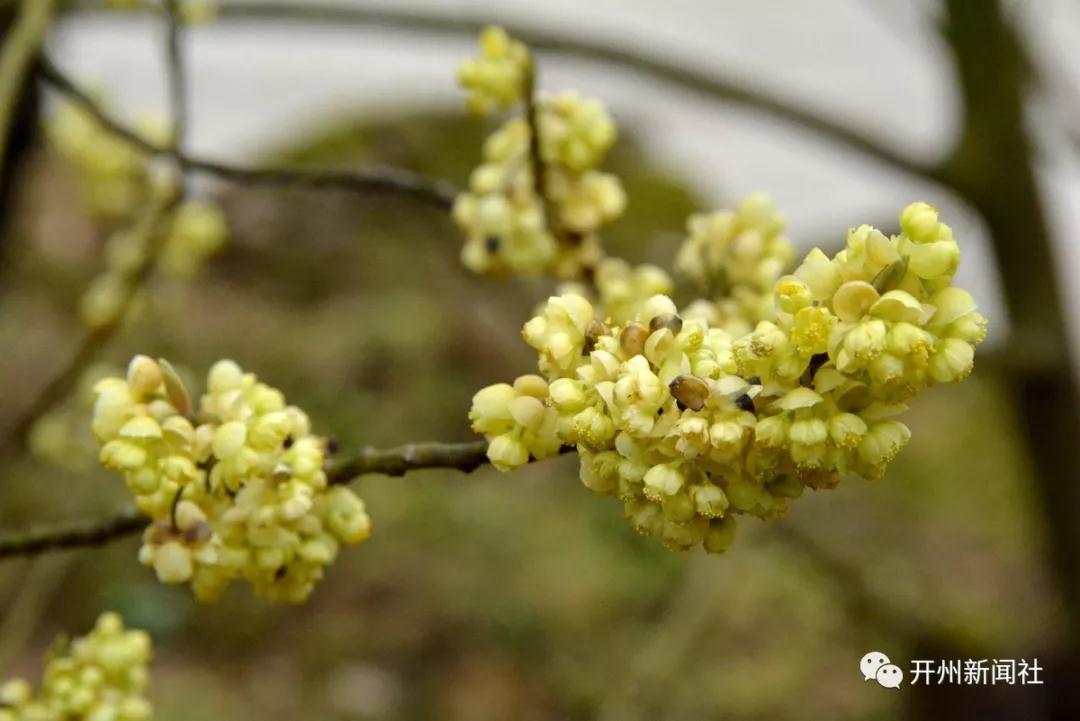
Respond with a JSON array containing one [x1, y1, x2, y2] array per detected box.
[[0, 439, 553, 561], [162, 0, 187, 154], [0, 507, 145, 561], [35, 54, 458, 210], [199, 0, 945, 183], [0, 191, 180, 456]]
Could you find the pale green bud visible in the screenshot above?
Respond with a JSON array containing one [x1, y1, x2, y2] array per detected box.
[[794, 249, 841, 300], [870, 289, 924, 323], [789, 418, 828, 446], [509, 395, 547, 428], [212, 421, 247, 459], [548, 378, 587, 411], [832, 280, 879, 322], [661, 492, 697, 523], [207, 359, 244, 393], [703, 516, 737, 554], [580, 451, 620, 494], [754, 415, 789, 448], [152, 541, 193, 584], [643, 462, 685, 499], [691, 483, 729, 518], [906, 239, 959, 279], [625, 499, 665, 536], [858, 421, 911, 468], [829, 412, 867, 448], [775, 274, 812, 313], [662, 516, 708, 551], [725, 480, 769, 513], [125, 355, 162, 398], [487, 433, 530, 471], [898, 201, 941, 242], [100, 440, 147, 472], [929, 338, 974, 383]]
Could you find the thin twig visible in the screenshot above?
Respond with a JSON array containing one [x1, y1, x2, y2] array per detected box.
[[35, 54, 458, 210], [0, 507, 146, 561], [325, 439, 491, 483], [0, 555, 75, 668], [522, 54, 546, 202], [162, 0, 187, 153], [0, 439, 565, 561], [0, 0, 58, 176], [194, 0, 946, 183], [0, 191, 180, 456]]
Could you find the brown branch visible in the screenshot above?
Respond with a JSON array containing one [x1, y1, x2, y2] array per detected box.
[[324, 439, 493, 483], [0, 439, 566, 561], [0, 191, 180, 456], [161, 0, 187, 154], [522, 53, 546, 203], [0, 507, 145, 561], [195, 0, 946, 183], [35, 54, 458, 210]]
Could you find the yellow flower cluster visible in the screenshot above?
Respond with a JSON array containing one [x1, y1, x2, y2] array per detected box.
[[675, 193, 795, 337], [0, 613, 152, 721], [470, 202, 986, 553], [453, 27, 625, 278], [456, 26, 530, 115], [91, 356, 371, 603]]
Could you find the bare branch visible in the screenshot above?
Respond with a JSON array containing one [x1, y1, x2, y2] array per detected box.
[[162, 0, 188, 153], [0, 439, 560, 561], [0, 192, 180, 456], [0, 507, 145, 561], [325, 439, 492, 483], [35, 54, 458, 210], [201, 1, 946, 184]]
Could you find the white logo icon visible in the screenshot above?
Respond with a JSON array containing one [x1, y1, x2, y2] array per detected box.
[[861, 651, 903, 688], [876, 663, 904, 688]]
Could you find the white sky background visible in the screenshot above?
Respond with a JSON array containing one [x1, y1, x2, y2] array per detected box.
[[47, 0, 1080, 363]]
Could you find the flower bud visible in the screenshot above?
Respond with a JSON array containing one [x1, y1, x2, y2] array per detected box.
[[212, 421, 247, 459], [487, 433, 530, 471], [125, 355, 162, 398], [643, 462, 685, 499], [703, 516, 737, 554], [929, 338, 974, 383]]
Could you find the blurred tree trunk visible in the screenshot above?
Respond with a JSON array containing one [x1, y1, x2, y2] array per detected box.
[[906, 1, 1080, 718]]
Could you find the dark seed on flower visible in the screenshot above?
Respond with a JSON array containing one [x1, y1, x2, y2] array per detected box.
[[669, 374, 710, 412], [735, 393, 755, 413], [649, 313, 684, 335], [583, 319, 610, 354], [485, 236, 500, 253], [283, 436, 294, 449], [619, 322, 650, 357], [183, 521, 212, 545]]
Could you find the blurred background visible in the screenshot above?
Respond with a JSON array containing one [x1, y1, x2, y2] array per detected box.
[[1, 0, 1079, 719]]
